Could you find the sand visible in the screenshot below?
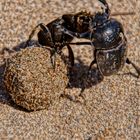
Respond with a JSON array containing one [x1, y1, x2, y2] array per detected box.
[[0, 0, 140, 139]]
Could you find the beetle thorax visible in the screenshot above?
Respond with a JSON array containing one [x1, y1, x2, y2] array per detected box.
[[93, 18, 123, 50]]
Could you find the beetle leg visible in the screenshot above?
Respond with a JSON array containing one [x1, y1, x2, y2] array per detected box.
[[67, 45, 74, 67], [39, 26, 56, 68], [25, 23, 42, 47], [25, 23, 53, 47], [50, 48, 57, 69], [88, 49, 98, 72], [88, 59, 97, 72], [60, 26, 79, 38], [126, 58, 140, 78], [69, 42, 91, 46], [79, 31, 92, 39]]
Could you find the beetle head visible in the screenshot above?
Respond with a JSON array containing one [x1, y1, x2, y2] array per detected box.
[[92, 12, 108, 28], [91, 0, 110, 28]]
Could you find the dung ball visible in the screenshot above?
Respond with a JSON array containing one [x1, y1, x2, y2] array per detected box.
[[4, 47, 68, 111]]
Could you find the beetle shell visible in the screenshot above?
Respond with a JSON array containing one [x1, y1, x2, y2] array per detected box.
[[92, 19, 124, 50], [96, 40, 127, 76]]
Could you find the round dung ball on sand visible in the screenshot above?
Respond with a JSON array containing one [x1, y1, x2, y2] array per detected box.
[[4, 47, 68, 111]]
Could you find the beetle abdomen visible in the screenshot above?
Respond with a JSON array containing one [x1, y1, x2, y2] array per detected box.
[[96, 40, 127, 76]]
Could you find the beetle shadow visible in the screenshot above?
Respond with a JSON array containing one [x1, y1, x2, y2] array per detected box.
[[67, 57, 104, 90]]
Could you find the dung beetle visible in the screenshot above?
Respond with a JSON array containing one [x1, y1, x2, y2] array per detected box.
[[72, 0, 140, 78], [24, 0, 135, 70], [25, 11, 92, 68]]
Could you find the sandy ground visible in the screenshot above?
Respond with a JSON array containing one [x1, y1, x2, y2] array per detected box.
[[0, 0, 140, 139]]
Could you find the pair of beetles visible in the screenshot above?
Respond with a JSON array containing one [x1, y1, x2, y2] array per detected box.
[[25, 0, 140, 80]]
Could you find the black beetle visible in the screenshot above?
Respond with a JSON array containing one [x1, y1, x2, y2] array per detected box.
[[24, 0, 135, 70], [25, 11, 92, 68], [72, 0, 140, 78]]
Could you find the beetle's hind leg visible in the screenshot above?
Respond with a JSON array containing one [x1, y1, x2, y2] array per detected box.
[[25, 23, 51, 47], [126, 58, 140, 78], [66, 45, 74, 67], [49, 48, 57, 69], [25, 24, 41, 47], [88, 59, 97, 73], [88, 49, 98, 72]]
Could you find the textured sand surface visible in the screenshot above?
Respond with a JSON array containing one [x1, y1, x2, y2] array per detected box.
[[0, 0, 140, 139]]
